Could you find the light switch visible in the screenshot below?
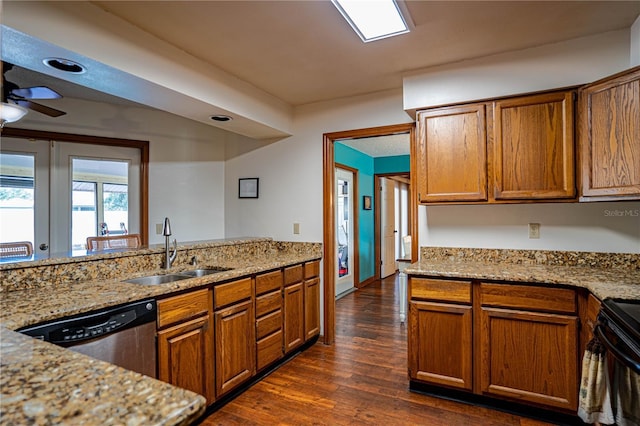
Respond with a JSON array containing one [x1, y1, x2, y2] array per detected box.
[[293, 223, 300, 234], [156, 223, 163, 235]]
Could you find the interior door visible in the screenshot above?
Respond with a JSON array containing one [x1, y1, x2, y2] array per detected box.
[[335, 167, 355, 297], [381, 177, 396, 278], [0, 138, 50, 255]]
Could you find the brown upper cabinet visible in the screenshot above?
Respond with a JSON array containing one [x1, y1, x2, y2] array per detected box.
[[417, 104, 488, 203], [416, 89, 576, 204], [492, 91, 575, 200], [578, 66, 640, 201]]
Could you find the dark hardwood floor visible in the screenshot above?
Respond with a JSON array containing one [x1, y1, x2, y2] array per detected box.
[[200, 274, 553, 425]]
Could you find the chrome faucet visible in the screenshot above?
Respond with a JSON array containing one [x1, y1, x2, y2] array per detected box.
[[162, 217, 177, 269]]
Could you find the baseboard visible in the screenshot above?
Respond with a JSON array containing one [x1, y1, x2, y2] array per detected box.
[[409, 381, 585, 426]]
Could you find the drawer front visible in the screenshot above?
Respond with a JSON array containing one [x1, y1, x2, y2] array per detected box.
[[255, 270, 283, 295], [304, 260, 320, 279], [157, 289, 210, 329], [410, 278, 472, 304], [284, 265, 303, 285], [214, 278, 253, 310], [256, 309, 282, 339], [256, 290, 282, 317], [480, 283, 576, 314], [257, 330, 283, 370]]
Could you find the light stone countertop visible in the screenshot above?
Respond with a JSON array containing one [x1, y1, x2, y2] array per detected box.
[[0, 328, 205, 426], [405, 259, 640, 300], [0, 246, 322, 426]]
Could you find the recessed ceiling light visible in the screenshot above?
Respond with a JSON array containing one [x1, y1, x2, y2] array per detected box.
[[331, 0, 409, 43], [43, 58, 86, 74], [210, 115, 233, 122]]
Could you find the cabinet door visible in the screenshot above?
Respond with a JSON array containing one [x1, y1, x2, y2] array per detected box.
[[579, 67, 640, 200], [408, 301, 473, 391], [283, 282, 304, 353], [493, 91, 575, 200], [304, 277, 320, 341], [157, 314, 215, 404], [480, 307, 578, 411], [416, 104, 488, 203], [215, 299, 255, 397]]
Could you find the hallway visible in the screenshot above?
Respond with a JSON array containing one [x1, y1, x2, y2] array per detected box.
[[201, 274, 553, 425]]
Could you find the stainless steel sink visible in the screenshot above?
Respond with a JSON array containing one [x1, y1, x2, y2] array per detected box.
[[124, 274, 192, 285], [178, 267, 232, 277]]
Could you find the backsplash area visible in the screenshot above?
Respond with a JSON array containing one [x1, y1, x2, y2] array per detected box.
[[420, 247, 640, 270], [1, 238, 322, 292]]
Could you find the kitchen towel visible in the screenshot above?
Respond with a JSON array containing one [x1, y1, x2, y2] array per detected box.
[[578, 337, 615, 425], [614, 362, 640, 426]]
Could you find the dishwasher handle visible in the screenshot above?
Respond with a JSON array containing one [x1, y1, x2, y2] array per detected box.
[[19, 299, 157, 345]]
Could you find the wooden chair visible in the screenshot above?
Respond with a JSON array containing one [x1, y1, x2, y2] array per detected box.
[[86, 234, 141, 251], [0, 241, 34, 258]]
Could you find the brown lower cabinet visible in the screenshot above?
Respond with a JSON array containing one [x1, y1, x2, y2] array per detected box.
[[480, 307, 578, 410], [214, 278, 255, 397], [155, 260, 321, 407], [408, 277, 582, 413], [157, 289, 215, 404], [284, 265, 305, 353]]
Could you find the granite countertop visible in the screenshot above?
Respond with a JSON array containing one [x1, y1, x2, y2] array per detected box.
[[405, 259, 640, 300], [0, 328, 205, 425], [1, 252, 321, 331], [0, 249, 321, 426]]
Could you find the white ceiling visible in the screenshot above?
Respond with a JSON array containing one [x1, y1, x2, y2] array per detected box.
[[2, 1, 639, 155], [339, 133, 410, 157], [89, 0, 640, 106]]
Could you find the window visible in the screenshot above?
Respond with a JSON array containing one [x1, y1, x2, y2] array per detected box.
[[0, 129, 148, 255]]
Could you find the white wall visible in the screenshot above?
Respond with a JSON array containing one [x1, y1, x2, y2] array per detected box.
[[8, 98, 256, 244], [224, 89, 413, 241], [422, 203, 640, 254], [403, 30, 631, 113], [632, 15, 640, 67]]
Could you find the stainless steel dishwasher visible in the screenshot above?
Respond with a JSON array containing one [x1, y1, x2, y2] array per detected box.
[[18, 299, 157, 378]]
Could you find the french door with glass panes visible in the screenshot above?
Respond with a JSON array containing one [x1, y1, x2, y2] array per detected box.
[[0, 138, 140, 255], [0, 138, 50, 255]]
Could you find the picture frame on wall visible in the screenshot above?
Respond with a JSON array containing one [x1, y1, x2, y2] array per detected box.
[[239, 178, 259, 198], [363, 195, 372, 210]]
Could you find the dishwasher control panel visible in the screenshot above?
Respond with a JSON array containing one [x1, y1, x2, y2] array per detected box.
[[18, 299, 157, 345], [53, 310, 137, 343]]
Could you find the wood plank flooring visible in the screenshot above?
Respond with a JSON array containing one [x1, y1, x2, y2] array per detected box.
[[200, 274, 555, 425]]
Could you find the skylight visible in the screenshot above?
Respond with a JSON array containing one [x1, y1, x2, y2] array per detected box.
[[331, 0, 409, 43]]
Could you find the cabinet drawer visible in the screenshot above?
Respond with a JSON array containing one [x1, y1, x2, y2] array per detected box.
[[255, 270, 282, 295], [304, 261, 320, 279], [480, 283, 576, 314], [214, 278, 253, 310], [284, 265, 303, 285], [410, 278, 471, 304], [257, 330, 283, 371], [256, 289, 282, 317], [256, 309, 282, 339], [157, 289, 210, 329]]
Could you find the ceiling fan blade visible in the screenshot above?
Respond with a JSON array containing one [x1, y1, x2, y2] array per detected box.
[[11, 86, 62, 100], [13, 99, 67, 117]]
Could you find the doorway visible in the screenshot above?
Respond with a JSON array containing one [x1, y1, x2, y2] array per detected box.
[[323, 123, 416, 344], [335, 166, 357, 299]]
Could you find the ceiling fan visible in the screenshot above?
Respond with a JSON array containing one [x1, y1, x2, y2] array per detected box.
[[2, 62, 67, 118]]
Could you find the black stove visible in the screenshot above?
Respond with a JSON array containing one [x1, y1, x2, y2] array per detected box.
[[596, 298, 640, 374]]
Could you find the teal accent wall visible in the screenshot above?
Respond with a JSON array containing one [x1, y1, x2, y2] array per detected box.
[[335, 144, 410, 283], [374, 155, 410, 174], [335, 143, 374, 282]]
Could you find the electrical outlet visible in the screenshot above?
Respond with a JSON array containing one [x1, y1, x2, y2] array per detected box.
[[293, 223, 300, 234], [155, 223, 163, 235], [528, 223, 540, 239]]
